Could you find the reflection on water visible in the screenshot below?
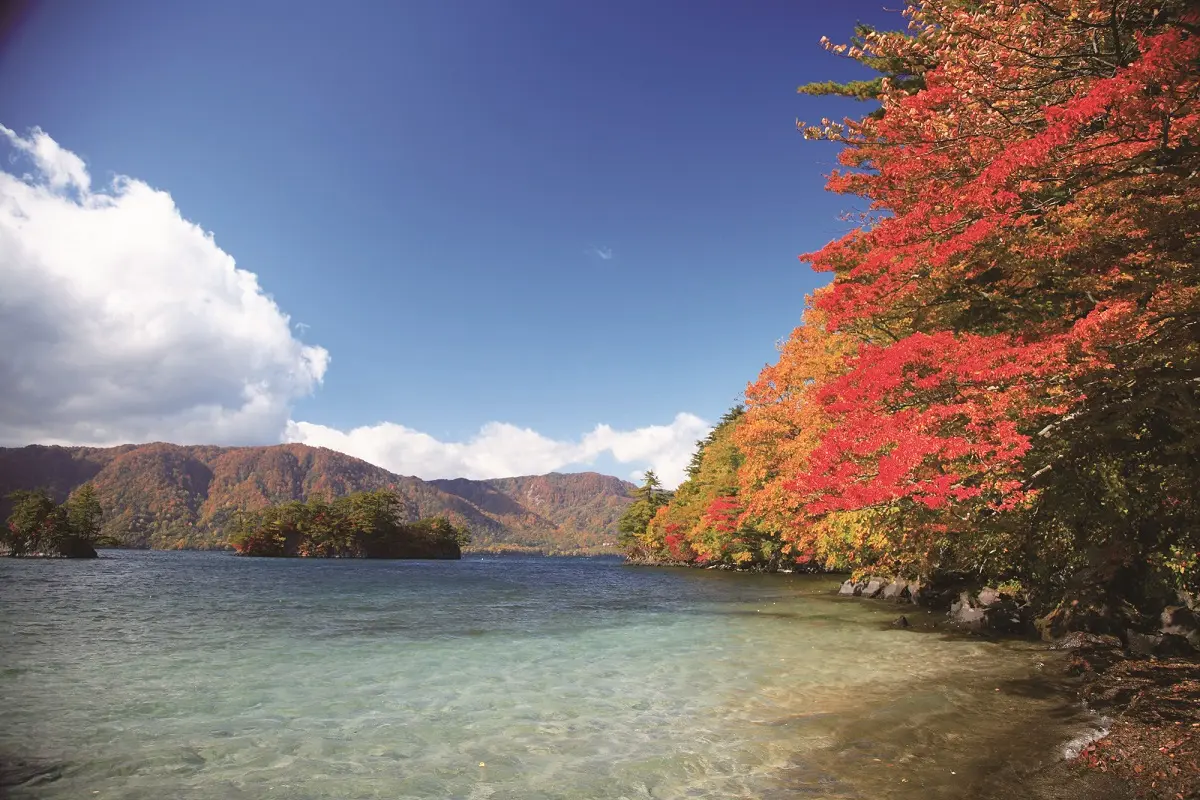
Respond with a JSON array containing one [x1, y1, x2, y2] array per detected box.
[[0, 552, 1096, 799]]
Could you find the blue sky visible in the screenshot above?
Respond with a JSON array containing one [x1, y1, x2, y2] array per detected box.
[[0, 0, 893, 484]]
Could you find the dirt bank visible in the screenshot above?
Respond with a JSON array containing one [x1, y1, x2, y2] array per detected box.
[[1065, 641, 1199, 799]]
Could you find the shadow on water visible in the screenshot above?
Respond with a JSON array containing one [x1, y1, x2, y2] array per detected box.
[[0, 757, 65, 800]]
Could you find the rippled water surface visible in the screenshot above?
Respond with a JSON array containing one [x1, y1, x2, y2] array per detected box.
[[1, 552, 1095, 799]]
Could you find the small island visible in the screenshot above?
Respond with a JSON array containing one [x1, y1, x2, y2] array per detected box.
[[229, 489, 470, 559], [3, 484, 105, 558]]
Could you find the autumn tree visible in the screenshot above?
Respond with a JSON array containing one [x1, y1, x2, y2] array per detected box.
[[4, 490, 63, 557], [734, 294, 870, 570], [764, 0, 1200, 608], [617, 471, 674, 557], [3, 486, 104, 558], [632, 406, 786, 567]]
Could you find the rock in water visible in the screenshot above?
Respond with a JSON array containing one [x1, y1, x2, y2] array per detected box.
[[949, 597, 988, 631]]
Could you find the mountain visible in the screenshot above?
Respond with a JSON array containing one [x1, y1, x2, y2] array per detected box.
[[432, 473, 635, 551], [0, 443, 637, 552]]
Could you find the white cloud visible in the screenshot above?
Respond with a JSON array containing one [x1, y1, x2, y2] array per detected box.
[[0, 124, 329, 446], [2, 124, 90, 192], [588, 246, 614, 260], [0, 124, 708, 487], [285, 412, 710, 488]]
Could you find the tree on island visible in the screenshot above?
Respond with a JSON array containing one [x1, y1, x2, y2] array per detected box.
[[229, 489, 472, 559], [3, 484, 107, 558], [66, 483, 103, 542]]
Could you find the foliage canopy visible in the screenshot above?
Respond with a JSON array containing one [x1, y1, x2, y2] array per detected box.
[[4, 483, 107, 558], [230, 489, 471, 559], [628, 0, 1200, 610]]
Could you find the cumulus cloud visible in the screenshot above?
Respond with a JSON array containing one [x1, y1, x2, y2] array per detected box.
[[0, 124, 708, 486], [0, 124, 329, 446], [285, 412, 711, 488]]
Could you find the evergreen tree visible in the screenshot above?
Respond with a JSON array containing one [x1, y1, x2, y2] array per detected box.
[[66, 483, 104, 541], [617, 471, 673, 553]]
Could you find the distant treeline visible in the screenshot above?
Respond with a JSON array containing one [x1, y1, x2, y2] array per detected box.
[[464, 543, 620, 557], [230, 489, 471, 559]]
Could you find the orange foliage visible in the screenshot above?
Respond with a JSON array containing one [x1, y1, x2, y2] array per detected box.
[[734, 294, 858, 564], [733, 0, 1200, 587]]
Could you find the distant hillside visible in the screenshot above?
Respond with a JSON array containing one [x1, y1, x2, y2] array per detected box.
[[432, 472, 634, 551], [0, 443, 636, 552]]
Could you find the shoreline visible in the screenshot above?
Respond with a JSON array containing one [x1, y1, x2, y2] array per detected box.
[[985, 643, 1199, 800], [1064, 640, 1199, 798], [834, 588, 1199, 799], [627, 560, 1193, 796]]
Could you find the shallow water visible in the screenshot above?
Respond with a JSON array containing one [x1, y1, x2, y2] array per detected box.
[[0, 552, 1097, 799]]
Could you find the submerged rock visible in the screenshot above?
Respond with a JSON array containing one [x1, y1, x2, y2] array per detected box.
[[0, 758, 65, 790]]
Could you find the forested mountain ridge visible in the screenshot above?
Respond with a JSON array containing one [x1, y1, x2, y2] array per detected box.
[[432, 472, 634, 549], [0, 443, 636, 551]]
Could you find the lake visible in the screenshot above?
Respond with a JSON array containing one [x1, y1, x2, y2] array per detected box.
[[0, 551, 1102, 799]]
